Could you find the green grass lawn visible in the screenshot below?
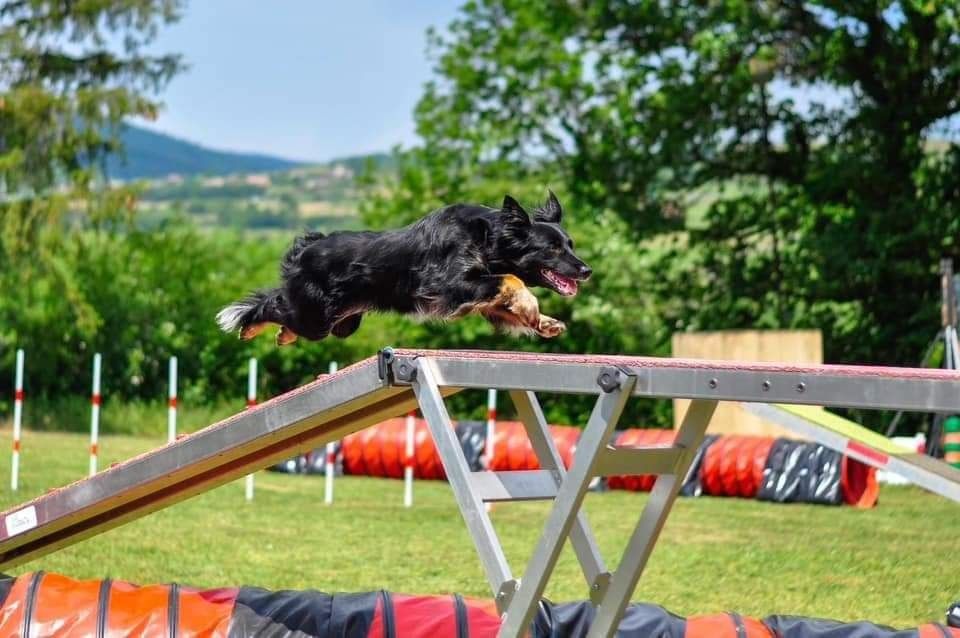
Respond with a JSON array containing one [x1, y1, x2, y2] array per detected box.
[[0, 428, 956, 627]]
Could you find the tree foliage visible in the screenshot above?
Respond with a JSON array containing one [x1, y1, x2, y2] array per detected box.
[[0, 0, 184, 396], [404, 0, 960, 370], [1, 0, 183, 193]]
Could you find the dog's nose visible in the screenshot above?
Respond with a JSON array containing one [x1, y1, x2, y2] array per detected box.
[[579, 265, 593, 279]]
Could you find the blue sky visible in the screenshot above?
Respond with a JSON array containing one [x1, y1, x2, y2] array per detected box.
[[140, 1, 462, 162]]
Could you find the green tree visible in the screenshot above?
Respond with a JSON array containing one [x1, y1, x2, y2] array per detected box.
[[0, 1, 184, 380], [402, 0, 960, 369]]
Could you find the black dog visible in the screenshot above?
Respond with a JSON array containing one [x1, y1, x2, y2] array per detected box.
[[216, 191, 592, 345]]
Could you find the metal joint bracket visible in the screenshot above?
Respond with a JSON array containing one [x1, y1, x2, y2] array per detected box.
[[589, 572, 612, 605], [496, 578, 519, 613], [392, 357, 418, 384], [379, 348, 419, 385], [376, 347, 395, 381], [597, 366, 631, 393]]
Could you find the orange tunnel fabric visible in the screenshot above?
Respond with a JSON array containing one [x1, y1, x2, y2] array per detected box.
[[0, 573, 955, 637]]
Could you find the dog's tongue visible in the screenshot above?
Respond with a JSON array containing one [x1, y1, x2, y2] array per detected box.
[[545, 270, 578, 296], [557, 276, 578, 296]]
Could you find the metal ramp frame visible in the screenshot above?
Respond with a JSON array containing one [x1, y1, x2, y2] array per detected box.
[[3, 348, 960, 638]]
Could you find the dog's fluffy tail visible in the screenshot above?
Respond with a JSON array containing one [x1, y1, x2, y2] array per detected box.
[[216, 289, 285, 334]]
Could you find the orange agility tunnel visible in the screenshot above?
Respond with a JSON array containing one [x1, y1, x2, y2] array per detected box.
[[1, 572, 957, 637], [339, 419, 581, 479], [606, 429, 879, 507], [488, 421, 581, 471], [301, 420, 879, 507]]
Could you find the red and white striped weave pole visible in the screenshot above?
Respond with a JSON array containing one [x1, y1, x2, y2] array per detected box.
[[245, 357, 257, 501], [485, 388, 497, 469], [11, 349, 24, 491], [403, 410, 415, 508], [89, 353, 102, 477], [324, 361, 337, 505], [167, 356, 178, 444], [484, 388, 497, 512]]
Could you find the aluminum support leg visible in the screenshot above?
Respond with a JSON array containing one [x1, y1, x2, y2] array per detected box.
[[510, 390, 610, 600], [587, 399, 717, 638], [412, 358, 517, 608], [498, 371, 636, 637]]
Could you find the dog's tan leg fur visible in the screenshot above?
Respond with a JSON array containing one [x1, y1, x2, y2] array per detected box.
[[479, 275, 566, 338], [276, 326, 299, 346], [240, 322, 270, 340], [496, 275, 540, 328]]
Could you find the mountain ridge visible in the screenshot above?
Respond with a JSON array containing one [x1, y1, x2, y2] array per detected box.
[[107, 124, 391, 180]]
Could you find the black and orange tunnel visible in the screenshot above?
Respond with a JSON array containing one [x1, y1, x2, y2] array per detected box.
[[330, 420, 879, 507], [0, 572, 956, 637]]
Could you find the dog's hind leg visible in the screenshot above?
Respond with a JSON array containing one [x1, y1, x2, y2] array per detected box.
[[276, 326, 299, 346], [240, 322, 272, 340], [331, 314, 363, 339]]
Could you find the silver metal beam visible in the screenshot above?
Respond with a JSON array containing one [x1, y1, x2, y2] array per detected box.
[[0, 358, 453, 569], [411, 358, 516, 609], [470, 470, 559, 502], [588, 399, 718, 638], [499, 372, 637, 638], [510, 390, 609, 600], [409, 353, 960, 412], [5, 347, 960, 637], [595, 447, 681, 477]]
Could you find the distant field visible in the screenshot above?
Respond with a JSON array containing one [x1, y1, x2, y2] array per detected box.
[[137, 163, 364, 231], [298, 200, 356, 218], [0, 428, 956, 628]]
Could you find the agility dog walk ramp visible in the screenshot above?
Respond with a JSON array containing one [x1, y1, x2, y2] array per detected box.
[[3, 349, 960, 638], [743, 402, 960, 503], [0, 356, 437, 569]]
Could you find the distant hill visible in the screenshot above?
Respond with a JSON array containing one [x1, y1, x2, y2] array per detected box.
[[106, 124, 306, 180]]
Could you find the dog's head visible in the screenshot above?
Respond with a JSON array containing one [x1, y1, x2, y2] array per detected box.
[[496, 191, 592, 296]]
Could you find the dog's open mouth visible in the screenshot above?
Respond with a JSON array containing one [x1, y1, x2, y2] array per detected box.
[[541, 269, 579, 296]]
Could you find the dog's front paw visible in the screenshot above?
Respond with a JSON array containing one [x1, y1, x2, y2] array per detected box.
[[506, 288, 541, 330], [537, 315, 566, 338]]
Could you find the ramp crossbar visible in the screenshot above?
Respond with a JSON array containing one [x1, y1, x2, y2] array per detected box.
[[3, 349, 960, 638]]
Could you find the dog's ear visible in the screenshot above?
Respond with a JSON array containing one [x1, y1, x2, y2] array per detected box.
[[534, 189, 562, 224], [500, 195, 531, 227]]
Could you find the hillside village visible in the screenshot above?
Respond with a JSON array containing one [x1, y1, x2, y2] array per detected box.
[[137, 162, 363, 232]]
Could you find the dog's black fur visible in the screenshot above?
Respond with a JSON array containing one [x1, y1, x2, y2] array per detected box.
[[216, 192, 591, 344]]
